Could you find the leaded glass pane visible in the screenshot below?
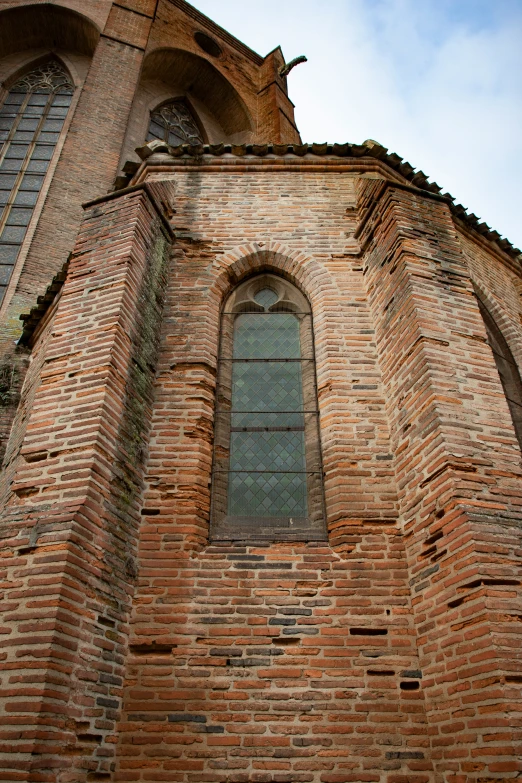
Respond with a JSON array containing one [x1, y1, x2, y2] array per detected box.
[[1, 226, 27, 242], [148, 100, 203, 146], [234, 313, 302, 359], [0, 264, 13, 285], [0, 60, 73, 301], [0, 157, 23, 172], [13, 190, 38, 206], [227, 291, 307, 519], [230, 431, 306, 472], [231, 362, 303, 412], [4, 93, 24, 106], [20, 174, 44, 190], [5, 144, 29, 159], [6, 208, 32, 226], [228, 471, 308, 517], [253, 287, 278, 308], [0, 245, 18, 263], [231, 410, 305, 429], [0, 175, 17, 189], [26, 159, 49, 173]]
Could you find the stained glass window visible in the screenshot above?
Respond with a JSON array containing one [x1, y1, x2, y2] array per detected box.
[[147, 100, 203, 147], [0, 61, 73, 304], [211, 275, 326, 542]]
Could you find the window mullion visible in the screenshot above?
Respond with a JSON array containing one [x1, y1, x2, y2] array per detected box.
[[0, 92, 53, 234]]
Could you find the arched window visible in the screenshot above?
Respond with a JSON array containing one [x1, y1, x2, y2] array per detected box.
[[147, 100, 203, 146], [211, 274, 326, 542], [478, 298, 522, 450], [0, 60, 73, 303]]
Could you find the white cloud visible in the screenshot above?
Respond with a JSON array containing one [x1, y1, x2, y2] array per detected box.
[[191, 0, 522, 248]]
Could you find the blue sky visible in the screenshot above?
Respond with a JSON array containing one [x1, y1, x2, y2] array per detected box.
[[191, 0, 522, 250]]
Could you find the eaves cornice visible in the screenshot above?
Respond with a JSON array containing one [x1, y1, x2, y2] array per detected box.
[[125, 140, 521, 267]]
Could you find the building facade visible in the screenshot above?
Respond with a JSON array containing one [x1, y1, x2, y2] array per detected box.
[[0, 2, 521, 782]]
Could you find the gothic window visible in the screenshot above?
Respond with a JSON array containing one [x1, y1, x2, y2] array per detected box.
[[211, 274, 326, 542], [0, 61, 73, 304], [147, 100, 204, 146], [478, 298, 522, 451]]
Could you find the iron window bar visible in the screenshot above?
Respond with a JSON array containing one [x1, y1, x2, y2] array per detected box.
[[215, 410, 318, 413], [222, 311, 312, 315], [213, 470, 322, 474]]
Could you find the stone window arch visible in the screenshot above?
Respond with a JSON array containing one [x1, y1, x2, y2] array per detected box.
[[146, 99, 204, 147], [0, 59, 74, 302], [478, 297, 522, 451], [211, 273, 326, 542]]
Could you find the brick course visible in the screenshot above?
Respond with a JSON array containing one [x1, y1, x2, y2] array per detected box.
[[0, 183, 172, 781]]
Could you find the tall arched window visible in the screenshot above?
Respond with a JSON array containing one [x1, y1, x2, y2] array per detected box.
[[211, 274, 326, 542], [478, 297, 522, 451], [147, 100, 203, 146], [0, 60, 73, 302]]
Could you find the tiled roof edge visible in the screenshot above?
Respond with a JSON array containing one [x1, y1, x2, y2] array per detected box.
[[134, 140, 522, 262]]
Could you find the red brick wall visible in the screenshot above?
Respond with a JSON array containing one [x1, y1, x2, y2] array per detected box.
[[359, 179, 522, 781], [0, 3, 521, 779], [112, 163, 429, 782], [0, 183, 172, 782], [1, 152, 521, 782]]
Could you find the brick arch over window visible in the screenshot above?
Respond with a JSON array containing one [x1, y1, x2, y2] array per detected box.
[[476, 292, 522, 451], [142, 47, 253, 140], [210, 243, 333, 306], [0, 4, 100, 59], [210, 272, 326, 542]]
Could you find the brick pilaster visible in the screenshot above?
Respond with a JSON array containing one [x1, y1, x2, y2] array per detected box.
[[258, 49, 301, 144], [359, 180, 522, 781], [0, 184, 172, 782]]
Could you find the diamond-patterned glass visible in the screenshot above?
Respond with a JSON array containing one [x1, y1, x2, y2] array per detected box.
[[231, 410, 305, 429], [253, 287, 278, 308], [228, 471, 307, 517], [230, 431, 305, 472], [225, 305, 309, 518], [234, 313, 301, 359], [231, 362, 303, 412]]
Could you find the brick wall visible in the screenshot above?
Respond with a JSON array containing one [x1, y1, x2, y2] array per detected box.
[[0, 2, 521, 779], [358, 179, 522, 781], [0, 183, 172, 782], [1, 151, 521, 781], [112, 162, 425, 781]]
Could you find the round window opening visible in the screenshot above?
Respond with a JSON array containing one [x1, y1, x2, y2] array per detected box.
[[253, 288, 278, 309], [194, 31, 222, 57]]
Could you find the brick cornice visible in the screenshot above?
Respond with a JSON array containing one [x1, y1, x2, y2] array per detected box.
[[84, 181, 175, 239], [129, 141, 522, 267]]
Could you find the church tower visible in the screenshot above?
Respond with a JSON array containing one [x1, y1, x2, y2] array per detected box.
[[0, 3, 521, 782]]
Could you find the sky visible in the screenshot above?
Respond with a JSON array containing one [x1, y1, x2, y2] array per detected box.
[[190, 0, 522, 250]]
